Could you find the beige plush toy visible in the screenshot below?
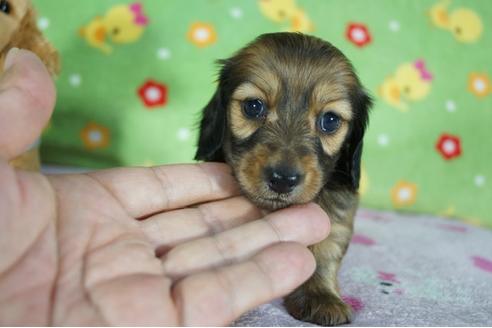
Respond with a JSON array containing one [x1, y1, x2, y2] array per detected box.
[[0, 0, 59, 170]]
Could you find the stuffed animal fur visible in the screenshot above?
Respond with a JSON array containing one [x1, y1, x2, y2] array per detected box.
[[0, 0, 60, 170]]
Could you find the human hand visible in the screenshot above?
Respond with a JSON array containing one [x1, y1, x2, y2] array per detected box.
[[0, 49, 331, 326]]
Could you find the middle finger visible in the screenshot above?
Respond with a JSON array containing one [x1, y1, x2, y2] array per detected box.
[[140, 196, 262, 253], [161, 203, 330, 280]]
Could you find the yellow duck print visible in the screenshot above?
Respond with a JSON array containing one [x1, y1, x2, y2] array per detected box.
[[429, 0, 483, 43], [80, 2, 149, 54], [258, 0, 314, 33], [379, 60, 433, 112]]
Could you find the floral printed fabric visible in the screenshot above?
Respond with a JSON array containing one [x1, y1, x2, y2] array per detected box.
[[235, 209, 492, 326], [32, 0, 492, 228]]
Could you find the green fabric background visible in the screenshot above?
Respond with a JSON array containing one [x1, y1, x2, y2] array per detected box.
[[31, 0, 492, 227]]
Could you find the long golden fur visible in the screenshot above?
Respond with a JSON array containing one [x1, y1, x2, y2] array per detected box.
[[195, 32, 372, 326], [0, 0, 59, 74]]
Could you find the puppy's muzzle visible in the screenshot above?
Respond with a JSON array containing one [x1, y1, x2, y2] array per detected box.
[[264, 165, 303, 194]]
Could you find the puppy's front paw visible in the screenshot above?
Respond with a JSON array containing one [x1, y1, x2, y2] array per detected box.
[[284, 292, 352, 326]]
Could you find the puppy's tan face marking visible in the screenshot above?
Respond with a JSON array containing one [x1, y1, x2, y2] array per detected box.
[[230, 81, 353, 153], [310, 97, 353, 156], [228, 84, 355, 208], [311, 82, 353, 119], [197, 33, 370, 210], [229, 82, 280, 140], [236, 142, 323, 208], [222, 39, 363, 209]]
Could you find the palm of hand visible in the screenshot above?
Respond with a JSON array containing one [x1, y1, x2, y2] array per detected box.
[[49, 172, 173, 326], [1, 168, 177, 325], [1, 164, 327, 326]]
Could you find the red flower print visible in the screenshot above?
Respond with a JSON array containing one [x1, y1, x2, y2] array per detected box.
[[346, 23, 372, 47], [138, 80, 168, 108], [436, 133, 462, 160]]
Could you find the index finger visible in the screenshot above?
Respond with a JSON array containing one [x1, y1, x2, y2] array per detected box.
[[87, 162, 240, 218]]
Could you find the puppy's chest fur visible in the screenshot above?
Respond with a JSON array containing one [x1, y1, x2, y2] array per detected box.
[[317, 187, 358, 227]]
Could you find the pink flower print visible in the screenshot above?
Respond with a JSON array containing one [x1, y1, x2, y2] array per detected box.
[[395, 289, 404, 295], [472, 256, 492, 273], [437, 223, 468, 233], [342, 296, 364, 313], [378, 271, 402, 295], [378, 271, 400, 284], [351, 234, 376, 246]]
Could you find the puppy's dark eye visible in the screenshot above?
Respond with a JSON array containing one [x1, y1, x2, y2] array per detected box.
[[318, 112, 341, 134], [0, 0, 11, 14], [242, 99, 266, 119]]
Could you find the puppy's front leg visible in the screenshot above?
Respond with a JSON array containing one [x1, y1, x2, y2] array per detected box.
[[284, 204, 355, 326]]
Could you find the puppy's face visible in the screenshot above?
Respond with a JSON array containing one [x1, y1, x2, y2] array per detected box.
[[196, 33, 371, 210]]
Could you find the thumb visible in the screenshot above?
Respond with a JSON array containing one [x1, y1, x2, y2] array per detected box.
[[0, 48, 56, 160]]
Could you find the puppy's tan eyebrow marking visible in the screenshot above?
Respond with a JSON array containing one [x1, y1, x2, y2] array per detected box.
[[320, 123, 349, 155], [318, 96, 347, 107], [321, 99, 353, 121], [248, 71, 278, 96], [229, 82, 269, 140], [231, 81, 279, 123], [231, 82, 266, 101], [312, 82, 348, 105], [308, 98, 353, 133]]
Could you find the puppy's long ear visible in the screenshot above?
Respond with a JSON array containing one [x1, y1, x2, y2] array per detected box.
[[194, 88, 226, 162], [350, 140, 363, 189], [346, 88, 372, 190]]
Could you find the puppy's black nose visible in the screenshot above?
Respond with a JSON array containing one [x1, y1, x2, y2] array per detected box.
[[265, 166, 302, 194]]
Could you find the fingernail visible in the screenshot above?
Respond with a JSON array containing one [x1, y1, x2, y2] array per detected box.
[[4, 47, 20, 70]]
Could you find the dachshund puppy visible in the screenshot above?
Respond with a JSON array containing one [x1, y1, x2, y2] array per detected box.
[[195, 32, 371, 326]]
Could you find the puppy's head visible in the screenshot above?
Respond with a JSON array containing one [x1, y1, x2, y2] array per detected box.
[[196, 33, 371, 210]]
